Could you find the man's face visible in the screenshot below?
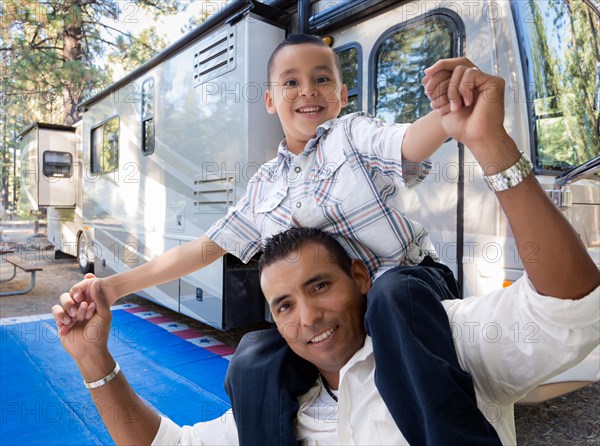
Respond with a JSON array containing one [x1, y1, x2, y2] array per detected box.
[[260, 242, 370, 379], [265, 43, 348, 154]]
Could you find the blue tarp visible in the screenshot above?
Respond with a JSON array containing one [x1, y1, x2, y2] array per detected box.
[[0, 310, 231, 446]]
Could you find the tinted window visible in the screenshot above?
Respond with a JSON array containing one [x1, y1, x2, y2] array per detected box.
[[336, 45, 361, 116], [43, 151, 72, 178], [375, 17, 455, 123], [91, 117, 119, 174], [142, 77, 155, 155], [515, 1, 600, 171]]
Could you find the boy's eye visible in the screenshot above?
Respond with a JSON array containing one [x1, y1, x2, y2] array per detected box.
[[316, 77, 331, 84], [283, 80, 298, 87]]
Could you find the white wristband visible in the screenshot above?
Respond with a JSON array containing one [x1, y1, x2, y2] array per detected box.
[[84, 362, 121, 389]]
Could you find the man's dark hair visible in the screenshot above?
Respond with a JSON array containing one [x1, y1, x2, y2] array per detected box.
[[258, 227, 352, 278], [267, 33, 343, 83]]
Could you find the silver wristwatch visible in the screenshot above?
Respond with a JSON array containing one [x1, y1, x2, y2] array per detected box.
[[483, 152, 533, 192]]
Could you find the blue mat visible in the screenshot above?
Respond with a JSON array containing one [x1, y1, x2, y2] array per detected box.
[[0, 310, 231, 446]]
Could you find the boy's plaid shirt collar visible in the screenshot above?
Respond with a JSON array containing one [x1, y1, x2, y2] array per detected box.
[[276, 112, 373, 163]]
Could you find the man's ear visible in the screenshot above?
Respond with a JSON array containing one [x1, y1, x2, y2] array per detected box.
[[340, 83, 349, 108], [265, 89, 277, 114], [350, 259, 371, 295]]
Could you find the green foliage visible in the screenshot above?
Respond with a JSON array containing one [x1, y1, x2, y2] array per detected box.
[[527, 0, 600, 170], [0, 0, 208, 210], [375, 19, 453, 124]]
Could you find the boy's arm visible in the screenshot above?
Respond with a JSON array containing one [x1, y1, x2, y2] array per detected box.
[[401, 57, 480, 163], [401, 111, 448, 162], [56, 235, 226, 335]]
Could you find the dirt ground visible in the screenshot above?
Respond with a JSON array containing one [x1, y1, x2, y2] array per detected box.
[[1, 221, 598, 445]]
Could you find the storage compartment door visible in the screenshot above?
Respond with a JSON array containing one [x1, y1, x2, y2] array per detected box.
[[38, 128, 77, 207]]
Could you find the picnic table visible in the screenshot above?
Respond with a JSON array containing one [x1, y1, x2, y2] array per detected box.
[[0, 248, 43, 296]]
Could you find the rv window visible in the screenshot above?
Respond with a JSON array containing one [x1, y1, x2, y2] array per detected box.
[[43, 151, 72, 178], [91, 116, 119, 174], [514, 1, 600, 172], [336, 44, 361, 115], [142, 78, 155, 155], [374, 17, 455, 124]]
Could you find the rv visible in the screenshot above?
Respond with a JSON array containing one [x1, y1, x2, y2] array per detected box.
[[19, 0, 599, 399]]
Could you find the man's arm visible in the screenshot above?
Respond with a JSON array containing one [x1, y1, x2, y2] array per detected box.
[[55, 235, 226, 335], [76, 354, 162, 445], [423, 59, 599, 299], [52, 286, 161, 445]]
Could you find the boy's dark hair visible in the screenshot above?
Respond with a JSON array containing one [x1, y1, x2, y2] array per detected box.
[[267, 33, 343, 83], [258, 227, 352, 278]]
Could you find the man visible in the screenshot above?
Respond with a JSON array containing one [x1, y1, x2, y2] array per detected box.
[[53, 61, 599, 445]]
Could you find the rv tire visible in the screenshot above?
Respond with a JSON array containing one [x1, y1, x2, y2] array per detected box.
[[78, 233, 95, 274]]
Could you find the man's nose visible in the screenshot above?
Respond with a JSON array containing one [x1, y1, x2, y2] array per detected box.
[[299, 300, 322, 327]]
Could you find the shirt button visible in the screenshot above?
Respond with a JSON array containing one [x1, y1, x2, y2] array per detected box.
[[296, 202, 302, 208], [294, 166, 301, 173]]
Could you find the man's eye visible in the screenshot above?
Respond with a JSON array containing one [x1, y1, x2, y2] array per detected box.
[[278, 303, 291, 313], [314, 282, 328, 292], [283, 80, 298, 87]]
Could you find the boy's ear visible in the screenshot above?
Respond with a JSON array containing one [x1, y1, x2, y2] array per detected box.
[[265, 89, 277, 114], [340, 83, 349, 108]]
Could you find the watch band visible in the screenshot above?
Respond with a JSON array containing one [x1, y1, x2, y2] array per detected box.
[[483, 152, 533, 192], [84, 362, 121, 389]]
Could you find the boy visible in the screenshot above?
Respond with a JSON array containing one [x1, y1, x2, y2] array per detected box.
[[57, 35, 500, 444]]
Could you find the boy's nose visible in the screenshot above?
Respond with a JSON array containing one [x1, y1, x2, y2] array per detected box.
[[300, 84, 317, 97]]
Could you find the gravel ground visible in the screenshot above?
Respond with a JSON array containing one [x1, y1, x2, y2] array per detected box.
[[1, 221, 598, 445]]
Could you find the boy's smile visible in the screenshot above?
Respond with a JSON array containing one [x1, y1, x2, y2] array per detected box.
[[265, 43, 348, 155]]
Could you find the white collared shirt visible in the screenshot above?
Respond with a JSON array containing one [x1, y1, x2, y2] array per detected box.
[[152, 275, 600, 445]]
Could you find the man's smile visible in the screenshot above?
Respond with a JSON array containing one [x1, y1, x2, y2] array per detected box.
[[309, 326, 338, 344]]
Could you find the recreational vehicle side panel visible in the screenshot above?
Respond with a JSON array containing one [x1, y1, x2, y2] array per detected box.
[[19, 128, 39, 213], [18, 123, 77, 211], [82, 14, 285, 329], [37, 128, 77, 207]]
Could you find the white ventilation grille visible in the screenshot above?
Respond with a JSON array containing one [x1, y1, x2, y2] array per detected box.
[[193, 28, 236, 86], [192, 176, 235, 213]]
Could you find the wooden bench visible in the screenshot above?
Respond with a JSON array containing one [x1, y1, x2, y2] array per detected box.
[[0, 254, 43, 296]]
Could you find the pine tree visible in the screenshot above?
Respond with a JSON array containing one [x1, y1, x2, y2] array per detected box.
[[0, 0, 207, 210]]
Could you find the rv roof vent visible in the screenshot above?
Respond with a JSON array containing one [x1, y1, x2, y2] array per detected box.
[[193, 28, 236, 86]]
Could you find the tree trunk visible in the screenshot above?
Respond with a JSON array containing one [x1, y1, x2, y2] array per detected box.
[[62, 1, 84, 125], [1, 111, 9, 211]]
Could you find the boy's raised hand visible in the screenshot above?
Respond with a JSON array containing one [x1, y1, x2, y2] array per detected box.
[[422, 58, 508, 153], [53, 274, 117, 336]]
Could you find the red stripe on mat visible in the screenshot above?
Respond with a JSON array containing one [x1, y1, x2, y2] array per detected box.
[[124, 306, 151, 313], [206, 345, 236, 356], [173, 328, 206, 339]]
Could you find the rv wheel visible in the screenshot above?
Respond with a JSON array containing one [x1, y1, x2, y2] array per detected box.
[[78, 233, 95, 274]]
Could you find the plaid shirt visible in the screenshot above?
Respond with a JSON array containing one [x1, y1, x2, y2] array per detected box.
[[206, 112, 436, 278]]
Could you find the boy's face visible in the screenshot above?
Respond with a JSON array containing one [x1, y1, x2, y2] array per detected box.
[[265, 43, 348, 154], [261, 242, 370, 381]]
